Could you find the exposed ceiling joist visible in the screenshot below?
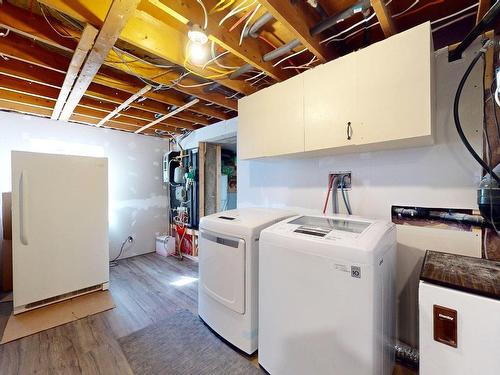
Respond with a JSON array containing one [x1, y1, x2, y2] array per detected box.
[[39, 0, 256, 96], [0, 3, 237, 113], [371, 0, 396, 37], [476, 0, 492, 24], [256, 0, 334, 62], [0, 74, 197, 131], [147, 0, 292, 82], [135, 98, 199, 133], [59, 0, 142, 121], [52, 24, 98, 120], [0, 32, 226, 121], [96, 84, 152, 126]]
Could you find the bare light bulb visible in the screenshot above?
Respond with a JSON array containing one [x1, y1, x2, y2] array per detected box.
[[188, 41, 208, 65]]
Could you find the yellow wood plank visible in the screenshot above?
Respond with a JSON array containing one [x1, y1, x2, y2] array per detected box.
[[96, 84, 152, 126], [60, 0, 142, 120], [371, 0, 396, 37], [52, 24, 98, 120], [149, 0, 292, 81], [257, 0, 333, 62]]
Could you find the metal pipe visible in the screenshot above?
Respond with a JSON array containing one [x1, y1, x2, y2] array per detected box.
[[449, 0, 500, 62], [229, 63, 254, 79], [393, 207, 486, 227], [263, 39, 301, 62], [247, 12, 274, 38], [310, 0, 371, 36]]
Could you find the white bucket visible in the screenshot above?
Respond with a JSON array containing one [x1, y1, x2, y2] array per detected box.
[[156, 235, 175, 257]]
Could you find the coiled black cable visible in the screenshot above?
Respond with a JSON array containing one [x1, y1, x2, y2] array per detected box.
[[453, 42, 500, 184]]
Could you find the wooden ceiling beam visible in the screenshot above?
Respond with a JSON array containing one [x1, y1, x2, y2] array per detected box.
[[0, 3, 237, 112], [135, 98, 199, 133], [146, 0, 292, 82], [96, 84, 152, 126], [38, 0, 256, 97], [257, 0, 334, 62], [59, 0, 142, 121], [52, 24, 98, 120], [371, 0, 396, 38], [0, 74, 198, 131], [0, 34, 225, 121], [0, 2, 75, 52], [0, 90, 178, 136], [477, 0, 491, 24]]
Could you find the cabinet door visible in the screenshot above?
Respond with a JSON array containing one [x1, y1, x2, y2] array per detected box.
[[304, 55, 357, 152], [238, 74, 304, 159], [355, 22, 434, 147]]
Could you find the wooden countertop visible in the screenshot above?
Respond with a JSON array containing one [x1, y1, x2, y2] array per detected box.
[[420, 250, 500, 300]]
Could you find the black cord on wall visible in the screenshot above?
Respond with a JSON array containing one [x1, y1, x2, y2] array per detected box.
[[453, 41, 500, 184]]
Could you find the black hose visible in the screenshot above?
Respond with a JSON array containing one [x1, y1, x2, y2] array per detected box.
[[110, 237, 131, 267], [453, 44, 500, 184]]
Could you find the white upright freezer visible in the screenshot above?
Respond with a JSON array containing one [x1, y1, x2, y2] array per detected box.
[[11, 151, 109, 314]]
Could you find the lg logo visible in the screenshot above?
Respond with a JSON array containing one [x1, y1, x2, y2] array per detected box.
[[351, 266, 361, 279]]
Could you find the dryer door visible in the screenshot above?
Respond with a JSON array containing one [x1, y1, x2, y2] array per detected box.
[[199, 229, 246, 314]]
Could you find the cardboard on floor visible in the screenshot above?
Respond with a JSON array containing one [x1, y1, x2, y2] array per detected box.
[[0, 290, 114, 344]]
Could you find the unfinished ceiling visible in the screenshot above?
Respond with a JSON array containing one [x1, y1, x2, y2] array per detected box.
[[0, 0, 489, 138]]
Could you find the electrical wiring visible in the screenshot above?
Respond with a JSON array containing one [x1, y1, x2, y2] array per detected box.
[[282, 55, 318, 70], [245, 71, 266, 81], [176, 81, 214, 88], [109, 47, 176, 69], [225, 92, 240, 99], [240, 4, 261, 45], [431, 12, 477, 33], [204, 49, 230, 69], [429, 2, 478, 26], [229, 5, 254, 31], [211, 0, 236, 13], [258, 35, 278, 49], [39, 3, 76, 39], [249, 73, 269, 86], [272, 48, 308, 67], [210, 41, 241, 69], [392, 0, 420, 18], [324, 1, 479, 45], [219, 0, 256, 26], [321, 12, 377, 44], [197, 0, 208, 29]]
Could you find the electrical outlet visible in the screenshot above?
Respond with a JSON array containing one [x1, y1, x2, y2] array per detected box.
[[329, 172, 351, 189]]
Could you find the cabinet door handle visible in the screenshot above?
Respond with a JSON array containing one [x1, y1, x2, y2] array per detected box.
[[347, 122, 353, 140]]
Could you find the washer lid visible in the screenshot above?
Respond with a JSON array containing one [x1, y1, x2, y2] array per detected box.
[[261, 214, 396, 264], [199, 207, 296, 239]]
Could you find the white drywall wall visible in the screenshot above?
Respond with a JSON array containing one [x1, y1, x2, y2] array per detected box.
[[179, 117, 237, 149], [0, 113, 169, 260]]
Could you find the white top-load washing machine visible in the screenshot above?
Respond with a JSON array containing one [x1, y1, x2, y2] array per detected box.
[[259, 214, 396, 375], [198, 207, 295, 354]]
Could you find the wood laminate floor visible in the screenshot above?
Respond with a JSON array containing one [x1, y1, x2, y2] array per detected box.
[[0, 253, 417, 375]]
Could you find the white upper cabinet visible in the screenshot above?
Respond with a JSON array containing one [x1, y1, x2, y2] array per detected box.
[[304, 55, 357, 152], [238, 22, 434, 160], [238, 74, 304, 159], [354, 22, 434, 149]]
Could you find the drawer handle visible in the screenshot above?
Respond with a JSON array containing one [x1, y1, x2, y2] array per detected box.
[[347, 122, 353, 140]]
